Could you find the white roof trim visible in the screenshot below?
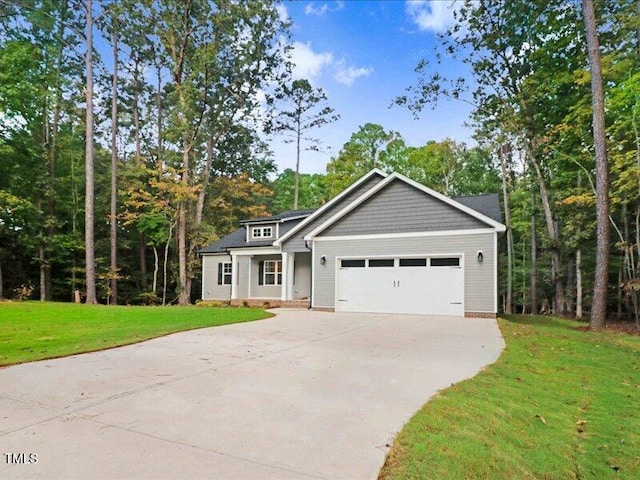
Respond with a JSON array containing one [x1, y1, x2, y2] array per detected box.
[[273, 168, 388, 246], [303, 172, 506, 240]]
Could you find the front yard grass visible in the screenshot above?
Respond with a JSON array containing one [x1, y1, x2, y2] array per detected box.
[[380, 315, 640, 480], [0, 301, 271, 366]]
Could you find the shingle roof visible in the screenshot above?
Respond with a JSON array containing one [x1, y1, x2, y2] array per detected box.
[[200, 193, 503, 255], [453, 193, 502, 223], [240, 209, 316, 224], [199, 214, 311, 254]]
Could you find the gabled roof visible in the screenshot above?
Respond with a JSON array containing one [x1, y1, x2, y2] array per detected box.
[[303, 172, 506, 240], [200, 212, 313, 254], [241, 209, 315, 224], [273, 169, 388, 246]]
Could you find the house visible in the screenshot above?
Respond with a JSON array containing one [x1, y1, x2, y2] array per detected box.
[[200, 169, 506, 317]]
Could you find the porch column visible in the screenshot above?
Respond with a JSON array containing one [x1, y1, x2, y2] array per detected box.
[[281, 252, 295, 301], [230, 253, 238, 300]]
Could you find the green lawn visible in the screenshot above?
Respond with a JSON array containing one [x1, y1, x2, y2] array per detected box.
[[0, 301, 272, 366], [380, 315, 640, 480]]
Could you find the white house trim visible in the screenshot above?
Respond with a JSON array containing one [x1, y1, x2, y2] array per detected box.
[[227, 247, 281, 256], [494, 230, 498, 314], [274, 169, 388, 246], [311, 228, 497, 242], [303, 172, 506, 241], [230, 253, 238, 299]]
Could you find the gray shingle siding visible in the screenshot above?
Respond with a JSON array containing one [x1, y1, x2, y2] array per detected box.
[[281, 173, 385, 252], [320, 179, 488, 237], [312, 232, 495, 312]]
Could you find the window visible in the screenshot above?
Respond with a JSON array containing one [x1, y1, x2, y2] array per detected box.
[[252, 226, 273, 239], [218, 262, 232, 285], [341, 259, 365, 268], [263, 260, 282, 285], [430, 257, 460, 267], [399, 258, 427, 267], [369, 259, 394, 267]]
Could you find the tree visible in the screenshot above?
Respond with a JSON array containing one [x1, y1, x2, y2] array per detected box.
[[270, 169, 327, 212], [83, 0, 97, 304], [325, 123, 404, 197], [268, 79, 338, 209], [582, 0, 610, 328]]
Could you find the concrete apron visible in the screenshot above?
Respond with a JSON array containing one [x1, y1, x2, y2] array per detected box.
[[0, 310, 504, 480]]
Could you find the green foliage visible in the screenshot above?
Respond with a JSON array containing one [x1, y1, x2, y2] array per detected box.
[[270, 169, 328, 212]]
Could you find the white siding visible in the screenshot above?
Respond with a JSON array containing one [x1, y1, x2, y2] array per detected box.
[[312, 232, 495, 313]]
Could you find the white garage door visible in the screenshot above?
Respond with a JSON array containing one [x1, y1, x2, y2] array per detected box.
[[336, 256, 463, 316]]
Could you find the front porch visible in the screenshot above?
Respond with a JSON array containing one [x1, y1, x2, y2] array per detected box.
[[229, 249, 311, 303]]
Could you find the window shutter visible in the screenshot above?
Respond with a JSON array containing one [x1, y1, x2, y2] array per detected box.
[[217, 263, 223, 285], [258, 261, 264, 286]]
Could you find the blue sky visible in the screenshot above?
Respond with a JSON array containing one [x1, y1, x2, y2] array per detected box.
[[271, 0, 474, 174]]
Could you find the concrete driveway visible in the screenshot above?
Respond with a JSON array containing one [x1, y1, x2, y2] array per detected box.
[[0, 310, 503, 479]]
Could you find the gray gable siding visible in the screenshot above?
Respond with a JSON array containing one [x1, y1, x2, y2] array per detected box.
[[281, 173, 385, 252], [320, 179, 488, 237]]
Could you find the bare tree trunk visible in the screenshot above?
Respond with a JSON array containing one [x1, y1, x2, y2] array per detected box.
[[576, 248, 583, 319], [84, 0, 97, 304], [294, 126, 301, 210], [177, 134, 190, 305], [163, 222, 174, 306], [530, 190, 538, 314], [499, 145, 513, 314], [583, 0, 610, 328], [617, 267, 623, 320], [566, 256, 575, 316], [109, 22, 119, 305], [527, 147, 565, 315], [152, 246, 159, 294]]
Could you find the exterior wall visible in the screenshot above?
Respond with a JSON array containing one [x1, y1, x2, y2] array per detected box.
[[322, 179, 487, 237], [293, 252, 311, 300], [201, 254, 232, 301], [281, 174, 384, 252], [236, 256, 251, 298], [246, 223, 277, 244], [250, 254, 282, 299], [312, 232, 496, 313]]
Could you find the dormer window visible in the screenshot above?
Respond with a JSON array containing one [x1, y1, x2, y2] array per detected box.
[[251, 226, 273, 239]]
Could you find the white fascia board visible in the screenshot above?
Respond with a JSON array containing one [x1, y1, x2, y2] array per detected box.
[[312, 228, 497, 242], [227, 247, 281, 256], [200, 252, 232, 257], [304, 172, 506, 241], [274, 168, 388, 246]]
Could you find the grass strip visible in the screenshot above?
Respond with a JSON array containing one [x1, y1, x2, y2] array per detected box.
[[380, 315, 640, 480], [0, 301, 271, 366]]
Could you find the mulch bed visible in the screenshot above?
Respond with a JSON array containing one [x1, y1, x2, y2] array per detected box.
[[576, 322, 640, 336]]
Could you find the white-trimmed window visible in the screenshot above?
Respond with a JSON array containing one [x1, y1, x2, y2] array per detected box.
[[218, 262, 232, 285], [252, 226, 273, 239], [263, 260, 282, 285]]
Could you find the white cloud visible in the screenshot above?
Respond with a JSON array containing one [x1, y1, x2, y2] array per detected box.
[[406, 0, 458, 34], [275, 4, 290, 23], [304, 1, 344, 17], [290, 41, 333, 82], [335, 65, 373, 86]]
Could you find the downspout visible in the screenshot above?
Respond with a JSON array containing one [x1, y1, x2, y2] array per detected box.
[[305, 240, 313, 310]]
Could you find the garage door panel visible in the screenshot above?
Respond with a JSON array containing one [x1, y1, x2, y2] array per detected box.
[[336, 257, 463, 316]]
